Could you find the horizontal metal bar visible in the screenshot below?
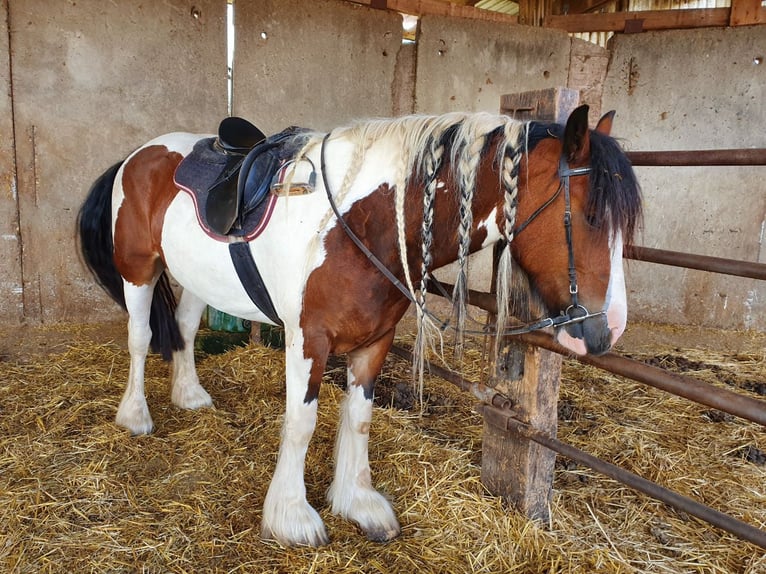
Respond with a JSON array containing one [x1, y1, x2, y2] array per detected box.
[[626, 149, 766, 166], [516, 331, 766, 427], [625, 245, 766, 281], [423, 280, 766, 426], [389, 344, 513, 410], [479, 403, 766, 550]]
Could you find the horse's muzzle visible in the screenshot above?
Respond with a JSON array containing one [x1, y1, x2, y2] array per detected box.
[[557, 312, 612, 356]]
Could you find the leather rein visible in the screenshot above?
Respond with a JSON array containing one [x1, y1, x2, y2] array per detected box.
[[319, 133, 605, 337]]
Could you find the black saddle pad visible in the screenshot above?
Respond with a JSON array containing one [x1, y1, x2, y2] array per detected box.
[[174, 127, 312, 240]]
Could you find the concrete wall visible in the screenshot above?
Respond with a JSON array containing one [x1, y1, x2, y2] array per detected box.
[[232, 0, 404, 132], [0, 1, 22, 323], [603, 27, 766, 330], [8, 0, 227, 323], [3, 0, 762, 331], [414, 16, 571, 115]]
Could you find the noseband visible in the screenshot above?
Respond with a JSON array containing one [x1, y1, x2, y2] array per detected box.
[[320, 133, 605, 338]]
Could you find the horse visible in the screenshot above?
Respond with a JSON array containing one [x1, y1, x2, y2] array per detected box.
[[77, 104, 641, 547]]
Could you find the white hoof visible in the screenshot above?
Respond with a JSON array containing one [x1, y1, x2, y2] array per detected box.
[[115, 401, 154, 435], [171, 381, 213, 410], [329, 486, 401, 543], [262, 495, 329, 547]]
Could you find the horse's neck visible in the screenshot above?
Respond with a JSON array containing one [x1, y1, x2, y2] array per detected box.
[[417, 181, 504, 273]]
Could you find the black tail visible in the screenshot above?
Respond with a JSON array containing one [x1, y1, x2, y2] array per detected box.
[[77, 161, 184, 360]]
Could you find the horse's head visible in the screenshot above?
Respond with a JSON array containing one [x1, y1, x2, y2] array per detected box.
[[509, 105, 642, 356]]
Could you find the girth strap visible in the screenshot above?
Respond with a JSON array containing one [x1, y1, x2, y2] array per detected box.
[[228, 242, 283, 326]]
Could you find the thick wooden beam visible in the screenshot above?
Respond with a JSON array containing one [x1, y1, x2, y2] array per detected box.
[[729, 0, 766, 25], [545, 7, 730, 32], [347, 0, 518, 23], [500, 87, 580, 121], [482, 344, 563, 521], [564, 0, 617, 15]]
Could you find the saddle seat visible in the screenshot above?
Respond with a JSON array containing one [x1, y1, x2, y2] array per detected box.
[[174, 118, 313, 239]]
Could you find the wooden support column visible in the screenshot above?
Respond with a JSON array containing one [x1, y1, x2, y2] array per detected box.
[[729, 0, 766, 25], [480, 88, 579, 521], [482, 344, 563, 521]]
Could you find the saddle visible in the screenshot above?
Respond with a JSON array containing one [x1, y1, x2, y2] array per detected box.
[[174, 117, 314, 238]]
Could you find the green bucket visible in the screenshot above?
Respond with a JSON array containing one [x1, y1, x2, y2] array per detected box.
[[204, 307, 251, 333]]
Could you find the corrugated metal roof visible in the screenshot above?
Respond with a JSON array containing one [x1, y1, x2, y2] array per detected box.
[[475, 0, 520, 16]]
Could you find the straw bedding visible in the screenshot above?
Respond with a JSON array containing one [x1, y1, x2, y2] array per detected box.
[[0, 320, 763, 573]]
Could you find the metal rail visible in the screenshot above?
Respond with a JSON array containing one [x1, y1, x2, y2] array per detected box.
[[626, 148, 766, 166], [480, 403, 766, 550], [625, 245, 766, 281], [429, 279, 766, 426], [413, 146, 766, 549], [517, 331, 766, 427], [389, 344, 766, 550]]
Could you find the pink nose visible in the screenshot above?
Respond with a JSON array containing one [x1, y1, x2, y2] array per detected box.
[[555, 328, 588, 356]]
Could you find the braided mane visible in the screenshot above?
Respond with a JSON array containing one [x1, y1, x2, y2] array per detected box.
[[301, 112, 641, 396], [312, 113, 525, 391]]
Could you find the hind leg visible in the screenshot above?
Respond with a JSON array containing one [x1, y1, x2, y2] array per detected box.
[[115, 280, 156, 435], [170, 289, 212, 410], [327, 329, 400, 542]]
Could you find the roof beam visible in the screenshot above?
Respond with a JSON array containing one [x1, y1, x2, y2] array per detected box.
[[729, 0, 766, 25], [349, 0, 518, 22], [545, 7, 732, 32]]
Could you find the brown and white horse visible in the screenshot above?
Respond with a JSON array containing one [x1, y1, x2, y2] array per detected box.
[[78, 105, 641, 546]]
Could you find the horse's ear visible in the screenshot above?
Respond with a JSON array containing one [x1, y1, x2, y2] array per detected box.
[[563, 104, 590, 162], [595, 110, 616, 136]]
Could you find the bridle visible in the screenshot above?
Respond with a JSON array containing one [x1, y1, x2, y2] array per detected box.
[[501, 156, 605, 335], [319, 133, 605, 338]]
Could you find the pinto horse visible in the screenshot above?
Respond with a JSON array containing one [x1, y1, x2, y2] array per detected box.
[[78, 105, 641, 546]]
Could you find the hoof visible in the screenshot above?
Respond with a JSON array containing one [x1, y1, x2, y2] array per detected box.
[[261, 520, 330, 547], [364, 523, 401, 543], [115, 403, 154, 435], [261, 494, 329, 547], [171, 383, 213, 410], [329, 486, 400, 543]]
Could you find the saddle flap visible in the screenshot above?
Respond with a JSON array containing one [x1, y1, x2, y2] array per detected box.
[[218, 116, 267, 154], [206, 173, 241, 235]]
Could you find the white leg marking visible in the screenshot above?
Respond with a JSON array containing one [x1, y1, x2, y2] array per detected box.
[[261, 332, 328, 546], [170, 289, 213, 410], [116, 282, 155, 435], [328, 384, 400, 542]]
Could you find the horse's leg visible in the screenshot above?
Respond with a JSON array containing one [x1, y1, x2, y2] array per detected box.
[[262, 329, 330, 546], [327, 328, 401, 542], [170, 289, 212, 410], [115, 280, 156, 435]]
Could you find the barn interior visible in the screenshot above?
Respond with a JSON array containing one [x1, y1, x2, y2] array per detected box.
[[0, 0, 764, 571]]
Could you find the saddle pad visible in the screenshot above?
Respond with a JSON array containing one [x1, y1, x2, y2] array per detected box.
[[174, 137, 278, 241]]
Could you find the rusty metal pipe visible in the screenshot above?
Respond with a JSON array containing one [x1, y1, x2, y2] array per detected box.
[[479, 403, 766, 550], [517, 331, 766, 427], [626, 148, 766, 166], [425, 280, 766, 426], [389, 345, 513, 410], [625, 245, 766, 281]]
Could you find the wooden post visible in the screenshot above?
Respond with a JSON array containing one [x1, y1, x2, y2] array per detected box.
[[481, 344, 562, 521], [500, 87, 579, 122], [480, 88, 579, 521]]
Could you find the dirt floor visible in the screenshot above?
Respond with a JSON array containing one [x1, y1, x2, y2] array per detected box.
[[0, 317, 764, 573]]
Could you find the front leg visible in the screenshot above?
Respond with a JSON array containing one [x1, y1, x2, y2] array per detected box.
[[327, 329, 401, 542], [261, 329, 329, 546]]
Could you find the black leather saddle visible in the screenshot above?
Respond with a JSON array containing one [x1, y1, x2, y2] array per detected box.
[[174, 117, 313, 238]]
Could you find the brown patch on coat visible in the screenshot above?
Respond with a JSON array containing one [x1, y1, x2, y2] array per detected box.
[[113, 145, 183, 286], [299, 140, 505, 402]]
